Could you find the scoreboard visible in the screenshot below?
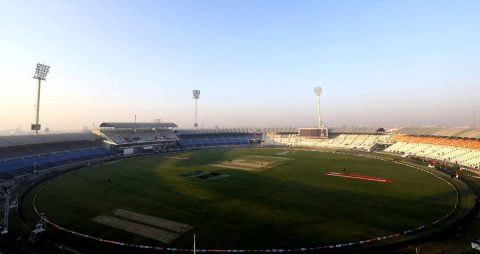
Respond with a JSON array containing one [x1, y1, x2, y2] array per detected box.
[[299, 128, 329, 139]]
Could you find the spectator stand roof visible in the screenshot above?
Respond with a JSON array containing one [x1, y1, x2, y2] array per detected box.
[[0, 133, 100, 148], [99, 122, 177, 129], [176, 127, 387, 135], [328, 127, 386, 134], [396, 127, 480, 139], [177, 128, 262, 135], [262, 127, 299, 134]]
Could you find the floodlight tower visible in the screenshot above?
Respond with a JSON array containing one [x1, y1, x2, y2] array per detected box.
[[32, 63, 50, 134], [474, 105, 478, 128], [193, 90, 200, 128], [314, 87, 323, 128]]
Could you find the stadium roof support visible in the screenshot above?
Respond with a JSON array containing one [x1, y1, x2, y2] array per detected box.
[[177, 128, 263, 135], [328, 127, 386, 134], [396, 127, 480, 139], [99, 122, 178, 129], [0, 133, 99, 148]]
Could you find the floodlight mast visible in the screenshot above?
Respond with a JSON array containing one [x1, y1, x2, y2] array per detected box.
[[193, 234, 196, 254], [314, 87, 323, 128], [474, 105, 478, 128], [32, 63, 50, 134], [193, 90, 200, 128]]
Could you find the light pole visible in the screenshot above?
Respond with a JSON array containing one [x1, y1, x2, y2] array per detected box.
[[32, 63, 50, 134], [193, 90, 200, 128], [193, 234, 196, 254], [473, 105, 478, 128], [314, 87, 323, 128]]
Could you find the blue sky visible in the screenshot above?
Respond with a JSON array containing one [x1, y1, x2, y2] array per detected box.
[[0, 0, 479, 131]]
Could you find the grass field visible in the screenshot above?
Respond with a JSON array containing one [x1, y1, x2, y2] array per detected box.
[[31, 148, 459, 250]]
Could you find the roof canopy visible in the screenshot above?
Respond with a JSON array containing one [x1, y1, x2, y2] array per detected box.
[[397, 127, 480, 139], [176, 127, 387, 135], [177, 128, 260, 135], [328, 127, 385, 134], [0, 133, 99, 148], [262, 127, 299, 133], [99, 122, 177, 129]]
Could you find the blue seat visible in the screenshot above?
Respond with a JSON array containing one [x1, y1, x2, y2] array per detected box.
[[178, 133, 257, 148], [0, 147, 113, 180]]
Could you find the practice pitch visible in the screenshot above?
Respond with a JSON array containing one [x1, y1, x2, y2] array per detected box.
[[93, 209, 192, 244], [324, 171, 393, 183], [211, 155, 291, 171]]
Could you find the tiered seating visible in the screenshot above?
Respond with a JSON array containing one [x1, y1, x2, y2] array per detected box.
[[259, 128, 299, 146], [268, 133, 298, 146], [385, 135, 480, 169], [0, 140, 98, 160], [391, 135, 480, 149], [101, 129, 177, 145], [364, 135, 381, 146], [0, 147, 112, 180], [329, 134, 389, 149], [263, 132, 391, 150], [178, 133, 254, 148], [261, 132, 277, 145], [263, 132, 302, 146], [0, 133, 114, 180]]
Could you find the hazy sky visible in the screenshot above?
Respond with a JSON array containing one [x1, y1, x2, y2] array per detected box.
[[1, 0, 479, 132]]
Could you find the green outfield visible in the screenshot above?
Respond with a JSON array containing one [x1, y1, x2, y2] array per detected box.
[[30, 149, 461, 250]]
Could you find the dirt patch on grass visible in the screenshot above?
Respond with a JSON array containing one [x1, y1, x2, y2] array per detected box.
[[212, 156, 291, 171], [276, 151, 293, 156], [93, 215, 179, 244], [113, 209, 193, 233], [182, 171, 230, 181], [168, 156, 190, 160], [93, 209, 193, 243]]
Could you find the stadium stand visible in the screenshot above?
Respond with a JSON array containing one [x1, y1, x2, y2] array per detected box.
[[385, 128, 480, 169], [177, 128, 262, 148], [0, 133, 113, 181], [98, 122, 178, 155], [261, 128, 299, 146], [262, 127, 392, 151], [101, 129, 177, 145]]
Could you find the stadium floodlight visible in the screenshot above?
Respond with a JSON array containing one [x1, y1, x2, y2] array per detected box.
[[193, 90, 200, 99], [31, 63, 50, 134], [193, 90, 200, 128], [33, 63, 50, 80], [314, 87, 323, 128]]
